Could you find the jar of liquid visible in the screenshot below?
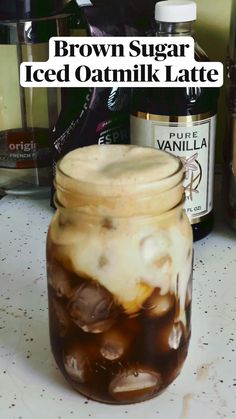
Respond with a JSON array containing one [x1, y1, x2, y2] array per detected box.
[[130, 0, 219, 241], [0, 0, 75, 196], [47, 144, 193, 404]]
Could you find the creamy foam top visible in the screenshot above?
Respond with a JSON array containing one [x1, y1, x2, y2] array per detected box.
[[58, 145, 181, 187]]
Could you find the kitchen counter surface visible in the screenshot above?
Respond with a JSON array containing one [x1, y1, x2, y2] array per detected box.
[[0, 192, 235, 419]]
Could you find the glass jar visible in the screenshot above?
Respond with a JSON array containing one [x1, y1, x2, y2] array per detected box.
[[46, 144, 193, 404], [0, 0, 78, 196]]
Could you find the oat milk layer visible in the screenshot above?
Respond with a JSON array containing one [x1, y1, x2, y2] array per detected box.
[[50, 145, 193, 322]]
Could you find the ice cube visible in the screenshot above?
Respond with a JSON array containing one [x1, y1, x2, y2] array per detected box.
[[123, 282, 153, 315], [52, 298, 72, 338], [109, 367, 162, 402], [100, 328, 130, 361], [63, 343, 91, 383], [142, 289, 175, 318], [68, 279, 120, 333], [185, 276, 192, 308], [168, 322, 183, 350], [154, 320, 185, 354], [164, 341, 188, 386], [48, 261, 74, 299], [140, 234, 170, 264]]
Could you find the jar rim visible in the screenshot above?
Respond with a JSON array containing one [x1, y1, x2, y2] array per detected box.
[[56, 145, 183, 198], [55, 145, 185, 216]]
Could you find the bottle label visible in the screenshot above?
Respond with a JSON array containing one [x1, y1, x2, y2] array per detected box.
[[0, 129, 51, 169], [131, 112, 216, 223]]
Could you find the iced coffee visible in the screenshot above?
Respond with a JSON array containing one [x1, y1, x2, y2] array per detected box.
[[47, 144, 193, 404]]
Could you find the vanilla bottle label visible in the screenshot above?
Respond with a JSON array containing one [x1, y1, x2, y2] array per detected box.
[[131, 112, 216, 222]]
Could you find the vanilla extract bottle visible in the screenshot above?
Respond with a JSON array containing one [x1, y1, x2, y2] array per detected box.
[[131, 0, 219, 241]]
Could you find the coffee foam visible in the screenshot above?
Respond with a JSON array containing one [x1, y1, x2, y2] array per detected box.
[[56, 145, 184, 216], [57, 145, 182, 193]]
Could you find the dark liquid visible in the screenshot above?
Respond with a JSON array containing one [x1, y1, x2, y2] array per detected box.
[[47, 249, 191, 404], [224, 62, 236, 230], [131, 50, 219, 242]]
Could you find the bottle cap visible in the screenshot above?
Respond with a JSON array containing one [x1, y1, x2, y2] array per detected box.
[[0, 0, 70, 20], [155, 0, 197, 23]]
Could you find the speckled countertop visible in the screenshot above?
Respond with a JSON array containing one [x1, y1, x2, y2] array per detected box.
[[0, 189, 236, 419]]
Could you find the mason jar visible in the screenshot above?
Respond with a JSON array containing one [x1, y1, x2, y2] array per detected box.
[[46, 144, 193, 404]]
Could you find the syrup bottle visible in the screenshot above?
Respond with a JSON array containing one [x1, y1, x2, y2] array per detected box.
[[130, 0, 219, 241]]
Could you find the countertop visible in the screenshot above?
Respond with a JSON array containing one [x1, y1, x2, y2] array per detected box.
[[0, 189, 236, 419]]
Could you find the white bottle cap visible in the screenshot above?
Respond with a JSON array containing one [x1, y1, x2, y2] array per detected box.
[[76, 0, 92, 6], [155, 1, 197, 23]]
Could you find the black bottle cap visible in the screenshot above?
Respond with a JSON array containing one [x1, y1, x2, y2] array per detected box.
[[0, 0, 71, 20]]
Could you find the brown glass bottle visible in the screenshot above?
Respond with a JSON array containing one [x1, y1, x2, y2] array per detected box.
[[224, 0, 236, 231], [130, 2, 219, 241]]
